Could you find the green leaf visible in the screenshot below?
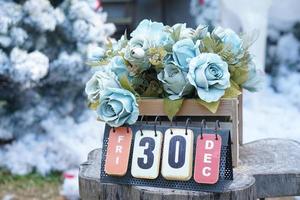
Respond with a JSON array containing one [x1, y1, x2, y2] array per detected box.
[[147, 47, 167, 66], [88, 101, 100, 110], [170, 25, 182, 42], [230, 66, 249, 85], [223, 81, 242, 98], [142, 81, 163, 97], [163, 98, 184, 121], [86, 59, 110, 67], [119, 75, 139, 97], [196, 99, 220, 113]]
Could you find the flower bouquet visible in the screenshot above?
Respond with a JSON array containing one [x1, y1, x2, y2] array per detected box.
[[85, 20, 262, 127]]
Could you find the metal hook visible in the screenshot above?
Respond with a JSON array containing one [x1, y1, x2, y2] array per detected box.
[[154, 116, 161, 137], [170, 120, 174, 135], [215, 120, 220, 140], [185, 118, 192, 135], [140, 115, 145, 136], [200, 119, 206, 139]]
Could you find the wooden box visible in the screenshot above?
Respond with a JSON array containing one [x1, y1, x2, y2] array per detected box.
[[137, 95, 243, 167]]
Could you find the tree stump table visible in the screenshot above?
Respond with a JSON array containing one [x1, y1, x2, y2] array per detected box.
[[79, 139, 300, 200]]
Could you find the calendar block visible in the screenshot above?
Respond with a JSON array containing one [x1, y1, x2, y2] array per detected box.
[[104, 127, 132, 176], [194, 134, 222, 184], [131, 130, 163, 179], [161, 128, 194, 181]]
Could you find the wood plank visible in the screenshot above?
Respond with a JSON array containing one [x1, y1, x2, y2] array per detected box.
[[238, 94, 243, 145], [138, 98, 238, 116], [231, 98, 239, 167]]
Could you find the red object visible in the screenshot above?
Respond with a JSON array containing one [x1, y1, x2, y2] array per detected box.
[[63, 173, 75, 179], [199, 0, 205, 5], [194, 134, 222, 184], [95, 0, 102, 10], [105, 127, 132, 176]]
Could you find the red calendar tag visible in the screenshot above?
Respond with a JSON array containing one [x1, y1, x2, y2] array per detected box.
[[104, 127, 132, 176], [194, 134, 222, 184]]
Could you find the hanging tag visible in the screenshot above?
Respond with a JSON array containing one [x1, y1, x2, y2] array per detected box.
[[104, 127, 132, 176], [131, 130, 163, 179], [194, 134, 222, 184], [161, 129, 194, 181]]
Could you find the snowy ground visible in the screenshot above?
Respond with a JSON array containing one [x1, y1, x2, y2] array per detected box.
[[0, 112, 104, 175], [243, 76, 300, 143]]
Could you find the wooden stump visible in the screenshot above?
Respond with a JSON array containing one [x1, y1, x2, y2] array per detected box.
[[79, 139, 300, 200], [238, 138, 300, 198], [79, 149, 256, 200]]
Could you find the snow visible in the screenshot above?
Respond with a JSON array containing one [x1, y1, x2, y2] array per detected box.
[[10, 48, 49, 83], [0, 111, 104, 175], [244, 76, 300, 143]]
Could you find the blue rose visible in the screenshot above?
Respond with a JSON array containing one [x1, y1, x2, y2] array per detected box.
[[106, 56, 130, 78], [97, 88, 139, 127], [157, 63, 193, 100], [171, 23, 195, 40], [187, 53, 230, 102], [130, 19, 171, 47], [124, 19, 173, 72], [85, 70, 120, 102], [172, 38, 200, 71], [213, 26, 243, 57]]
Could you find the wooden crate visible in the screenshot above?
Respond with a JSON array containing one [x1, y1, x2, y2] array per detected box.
[[138, 96, 243, 167]]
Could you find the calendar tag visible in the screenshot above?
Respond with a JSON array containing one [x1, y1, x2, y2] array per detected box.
[[194, 134, 222, 184], [104, 127, 132, 176], [161, 129, 194, 181], [131, 130, 163, 179]]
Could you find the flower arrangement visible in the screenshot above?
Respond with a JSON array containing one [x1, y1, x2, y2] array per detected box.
[[85, 19, 262, 127]]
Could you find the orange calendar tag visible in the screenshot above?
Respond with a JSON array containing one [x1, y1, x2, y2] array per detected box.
[[104, 127, 132, 176], [194, 134, 222, 184]]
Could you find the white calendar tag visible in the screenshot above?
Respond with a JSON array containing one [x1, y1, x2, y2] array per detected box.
[[161, 128, 194, 181], [131, 130, 163, 179]]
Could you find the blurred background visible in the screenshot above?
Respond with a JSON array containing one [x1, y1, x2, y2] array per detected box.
[[0, 0, 299, 199]]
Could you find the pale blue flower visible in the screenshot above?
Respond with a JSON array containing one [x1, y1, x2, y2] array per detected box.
[[124, 19, 173, 71], [97, 88, 139, 127], [130, 19, 171, 47], [187, 53, 230, 102], [172, 38, 200, 71], [171, 23, 195, 40], [107, 56, 129, 77], [85, 70, 120, 102], [213, 26, 243, 57], [157, 63, 193, 100]]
